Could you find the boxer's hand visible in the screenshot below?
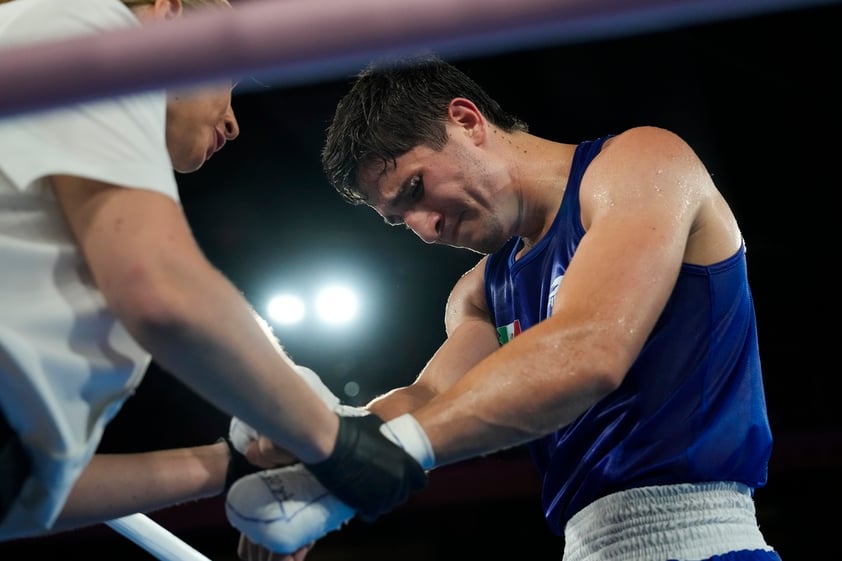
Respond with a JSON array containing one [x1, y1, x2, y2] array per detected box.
[[226, 413, 434, 552], [226, 462, 356, 553]]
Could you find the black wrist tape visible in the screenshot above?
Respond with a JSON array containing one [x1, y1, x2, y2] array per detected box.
[[305, 415, 426, 521], [219, 437, 261, 494]]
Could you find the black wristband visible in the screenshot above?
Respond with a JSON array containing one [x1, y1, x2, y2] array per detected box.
[[218, 437, 261, 494], [305, 415, 427, 522]]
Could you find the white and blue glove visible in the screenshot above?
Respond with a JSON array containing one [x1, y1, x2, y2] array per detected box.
[[226, 412, 434, 553]]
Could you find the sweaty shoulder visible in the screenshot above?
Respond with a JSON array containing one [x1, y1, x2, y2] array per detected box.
[[585, 126, 742, 265], [598, 126, 699, 179]]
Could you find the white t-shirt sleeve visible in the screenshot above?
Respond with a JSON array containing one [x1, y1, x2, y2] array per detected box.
[[0, 0, 178, 201], [0, 93, 179, 201]]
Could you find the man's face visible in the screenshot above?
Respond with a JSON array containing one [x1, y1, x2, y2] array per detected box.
[[360, 127, 518, 254], [165, 81, 239, 173]]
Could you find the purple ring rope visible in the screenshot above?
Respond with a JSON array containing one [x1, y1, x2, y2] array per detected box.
[[0, 0, 827, 117]]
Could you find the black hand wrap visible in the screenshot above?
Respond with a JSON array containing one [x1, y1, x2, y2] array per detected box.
[[218, 437, 261, 494], [305, 414, 427, 522]]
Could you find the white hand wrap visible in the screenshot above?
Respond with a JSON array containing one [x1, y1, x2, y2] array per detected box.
[[225, 463, 355, 553], [225, 413, 434, 553], [379, 413, 435, 470]]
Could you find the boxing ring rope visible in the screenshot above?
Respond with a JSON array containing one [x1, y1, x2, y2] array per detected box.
[[106, 514, 212, 561], [0, 0, 830, 118], [0, 0, 833, 558]]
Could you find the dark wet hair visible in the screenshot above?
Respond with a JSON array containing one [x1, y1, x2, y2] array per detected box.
[[321, 53, 528, 205]]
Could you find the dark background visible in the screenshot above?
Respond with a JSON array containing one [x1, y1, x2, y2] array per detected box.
[[2, 1, 840, 559]]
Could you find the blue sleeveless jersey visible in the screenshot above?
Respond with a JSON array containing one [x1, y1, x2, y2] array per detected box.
[[484, 136, 773, 535]]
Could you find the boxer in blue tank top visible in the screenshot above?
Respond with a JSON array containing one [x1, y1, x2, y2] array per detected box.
[[249, 53, 782, 559], [484, 135, 773, 533]]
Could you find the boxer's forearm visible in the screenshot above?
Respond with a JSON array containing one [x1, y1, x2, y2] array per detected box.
[[366, 385, 430, 421]]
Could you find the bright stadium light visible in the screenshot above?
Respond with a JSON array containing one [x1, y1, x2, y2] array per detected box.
[[266, 293, 306, 325], [315, 284, 359, 325], [343, 380, 361, 398]]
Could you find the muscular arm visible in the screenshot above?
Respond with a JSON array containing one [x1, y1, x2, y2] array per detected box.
[[411, 127, 741, 466], [223, 128, 719, 549], [366, 259, 500, 422], [51, 176, 338, 464]]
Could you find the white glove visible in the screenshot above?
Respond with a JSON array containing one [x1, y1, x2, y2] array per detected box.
[[225, 463, 355, 553], [228, 364, 367, 454], [225, 413, 434, 553]]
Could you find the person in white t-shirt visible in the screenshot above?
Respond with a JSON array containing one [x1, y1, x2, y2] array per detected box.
[[0, 0, 426, 546]]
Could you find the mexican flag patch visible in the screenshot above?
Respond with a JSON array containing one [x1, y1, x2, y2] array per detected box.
[[496, 319, 522, 345]]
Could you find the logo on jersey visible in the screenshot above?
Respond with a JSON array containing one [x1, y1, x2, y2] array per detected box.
[[547, 274, 564, 316], [496, 319, 522, 345]]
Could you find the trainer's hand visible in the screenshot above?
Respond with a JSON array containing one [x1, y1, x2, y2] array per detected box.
[[305, 414, 427, 522], [247, 436, 297, 468], [229, 416, 259, 455], [229, 416, 295, 469]]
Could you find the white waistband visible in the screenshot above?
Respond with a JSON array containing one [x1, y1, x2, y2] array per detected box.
[[563, 482, 773, 561]]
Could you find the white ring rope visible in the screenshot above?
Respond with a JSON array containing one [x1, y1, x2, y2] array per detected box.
[[106, 514, 213, 561], [0, 0, 831, 118]]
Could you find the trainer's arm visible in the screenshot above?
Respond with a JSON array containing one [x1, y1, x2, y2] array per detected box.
[[52, 444, 230, 533], [51, 176, 338, 464]]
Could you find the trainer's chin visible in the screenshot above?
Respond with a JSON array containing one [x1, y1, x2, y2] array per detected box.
[[172, 151, 206, 174]]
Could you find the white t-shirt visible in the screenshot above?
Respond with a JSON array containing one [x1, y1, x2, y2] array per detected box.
[[0, 0, 179, 537]]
